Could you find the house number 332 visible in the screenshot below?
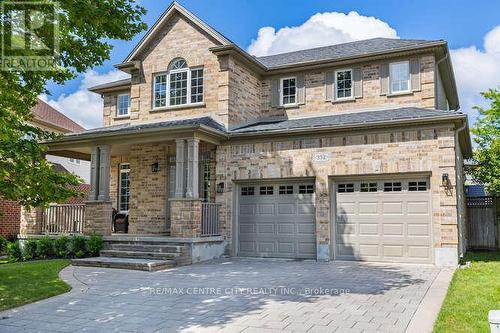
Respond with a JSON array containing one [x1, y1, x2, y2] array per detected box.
[[312, 152, 331, 163]]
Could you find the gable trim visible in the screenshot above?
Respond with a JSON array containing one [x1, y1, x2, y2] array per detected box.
[[124, 2, 231, 62]]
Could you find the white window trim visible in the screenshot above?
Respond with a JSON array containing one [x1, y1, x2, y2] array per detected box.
[[279, 76, 297, 107], [152, 66, 204, 110], [334, 68, 353, 100], [118, 163, 130, 213], [69, 158, 81, 165], [389, 61, 411, 94], [117, 93, 131, 117]]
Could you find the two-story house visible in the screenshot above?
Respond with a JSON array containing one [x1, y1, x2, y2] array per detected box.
[[41, 2, 471, 268]]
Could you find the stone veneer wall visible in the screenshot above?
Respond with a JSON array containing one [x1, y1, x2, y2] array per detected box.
[[84, 201, 112, 235], [170, 199, 203, 238], [19, 206, 42, 236], [260, 54, 436, 120], [216, 124, 460, 261], [103, 13, 229, 128]]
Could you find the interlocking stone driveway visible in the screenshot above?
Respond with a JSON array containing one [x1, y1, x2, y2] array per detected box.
[[0, 258, 440, 333]]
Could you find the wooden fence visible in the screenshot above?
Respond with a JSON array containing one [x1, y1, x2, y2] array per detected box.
[[466, 196, 499, 250]]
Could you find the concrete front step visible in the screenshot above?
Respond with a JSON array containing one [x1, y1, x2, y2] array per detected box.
[[72, 256, 175, 272], [108, 244, 186, 253], [100, 250, 179, 260]]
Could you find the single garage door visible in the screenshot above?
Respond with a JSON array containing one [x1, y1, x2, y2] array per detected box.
[[335, 178, 432, 263], [238, 181, 316, 259]]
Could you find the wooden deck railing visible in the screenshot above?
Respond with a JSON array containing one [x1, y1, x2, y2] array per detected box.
[[201, 203, 220, 237], [41, 204, 85, 234]]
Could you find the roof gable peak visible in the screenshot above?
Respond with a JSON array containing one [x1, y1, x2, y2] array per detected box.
[[124, 1, 231, 62]]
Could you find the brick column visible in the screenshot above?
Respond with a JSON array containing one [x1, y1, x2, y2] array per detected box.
[[169, 199, 202, 238], [84, 201, 112, 235]]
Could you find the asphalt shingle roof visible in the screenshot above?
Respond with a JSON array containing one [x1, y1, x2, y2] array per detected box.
[[255, 38, 441, 68], [32, 99, 85, 133], [65, 116, 226, 138], [230, 108, 464, 134]]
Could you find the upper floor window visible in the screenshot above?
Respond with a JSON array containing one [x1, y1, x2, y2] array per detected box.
[[280, 77, 296, 106], [390, 61, 410, 94], [335, 69, 352, 99], [153, 58, 204, 109], [117, 94, 130, 116]]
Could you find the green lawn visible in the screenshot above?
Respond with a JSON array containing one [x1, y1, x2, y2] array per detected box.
[[0, 259, 71, 311], [434, 251, 500, 333]]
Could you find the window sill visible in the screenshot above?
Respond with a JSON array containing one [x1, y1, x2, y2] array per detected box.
[[387, 91, 413, 97], [113, 115, 130, 120], [331, 97, 356, 104], [277, 103, 299, 109], [150, 102, 205, 112]]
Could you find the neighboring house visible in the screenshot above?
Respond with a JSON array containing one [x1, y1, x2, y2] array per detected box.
[[31, 99, 91, 183], [0, 100, 89, 238], [40, 2, 471, 267]]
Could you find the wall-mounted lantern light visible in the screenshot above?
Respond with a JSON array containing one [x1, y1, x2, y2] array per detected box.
[[442, 173, 452, 189], [151, 162, 159, 173], [217, 182, 224, 193]]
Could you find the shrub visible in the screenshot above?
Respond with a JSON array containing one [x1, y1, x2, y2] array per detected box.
[[23, 239, 38, 261], [0, 236, 7, 254], [54, 236, 70, 258], [37, 236, 54, 259], [7, 241, 22, 262], [86, 233, 103, 257], [70, 236, 87, 258]]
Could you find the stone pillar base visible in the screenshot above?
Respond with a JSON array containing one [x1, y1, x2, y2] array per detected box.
[[84, 201, 112, 235], [19, 207, 43, 236], [169, 199, 202, 238]]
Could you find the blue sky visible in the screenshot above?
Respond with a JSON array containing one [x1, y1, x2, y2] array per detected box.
[[43, 0, 500, 128]]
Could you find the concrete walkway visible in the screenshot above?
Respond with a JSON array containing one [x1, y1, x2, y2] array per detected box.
[[0, 258, 450, 333]]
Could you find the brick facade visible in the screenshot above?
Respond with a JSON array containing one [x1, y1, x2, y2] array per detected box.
[[84, 201, 112, 235], [0, 198, 21, 238], [216, 124, 460, 260], [169, 199, 203, 237]]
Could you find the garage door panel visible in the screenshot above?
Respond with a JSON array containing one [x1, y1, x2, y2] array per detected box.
[[336, 178, 432, 263], [238, 181, 316, 259], [258, 204, 275, 215], [358, 223, 378, 235], [277, 203, 296, 215], [383, 224, 404, 236]]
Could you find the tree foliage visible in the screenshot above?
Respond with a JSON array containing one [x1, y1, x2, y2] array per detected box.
[[0, 0, 146, 208], [470, 89, 500, 193]]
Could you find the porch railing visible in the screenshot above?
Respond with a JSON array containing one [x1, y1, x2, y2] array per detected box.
[[201, 202, 220, 237], [41, 204, 85, 234]]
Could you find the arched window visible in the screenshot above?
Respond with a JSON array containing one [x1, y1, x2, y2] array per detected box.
[[153, 58, 204, 108]]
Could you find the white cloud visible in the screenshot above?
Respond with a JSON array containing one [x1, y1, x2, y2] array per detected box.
[[247, 11, 398, 56], [451, 26, 500, 123], [41, 70, 130, 129]]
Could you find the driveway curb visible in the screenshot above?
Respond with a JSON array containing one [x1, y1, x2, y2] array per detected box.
[[405, 268, 455, 333]]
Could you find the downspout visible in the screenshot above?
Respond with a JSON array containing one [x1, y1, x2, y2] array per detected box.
[[454, 120, 468, 261], [435, 51, 452, 110]]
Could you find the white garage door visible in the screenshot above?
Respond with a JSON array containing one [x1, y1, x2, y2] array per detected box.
[[335, 178, 432, 263], [238, 181, 316, 259]]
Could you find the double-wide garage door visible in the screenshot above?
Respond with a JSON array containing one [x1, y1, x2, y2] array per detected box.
[[335, 178, 432, 263], [238, 181, 316, 259]]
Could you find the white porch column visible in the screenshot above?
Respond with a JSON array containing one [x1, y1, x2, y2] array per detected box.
[[186, 138, 200, 198], [175, 139, 186, 198], [97, 145, 111, 201], [89, 146, 99, 201]]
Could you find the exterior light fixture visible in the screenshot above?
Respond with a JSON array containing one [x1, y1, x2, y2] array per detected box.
[[151, 162, 159, 173], [217, 182, 224, 193]]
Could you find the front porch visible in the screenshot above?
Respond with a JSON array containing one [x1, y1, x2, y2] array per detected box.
[[31, 121, 227, 240]]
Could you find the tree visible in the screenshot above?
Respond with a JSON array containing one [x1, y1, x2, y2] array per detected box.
[[470, 89, 500, 193], [0, 1, 147, 208]]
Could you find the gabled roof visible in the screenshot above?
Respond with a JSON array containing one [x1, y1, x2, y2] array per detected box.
[[32, 99, 85, 133], [124, 1, 231, 62], [88, 78, 132, 93], [255, 38, 445, 68]]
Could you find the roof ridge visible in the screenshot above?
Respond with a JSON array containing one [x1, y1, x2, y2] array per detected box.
[[256, 37, 441, 60]]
